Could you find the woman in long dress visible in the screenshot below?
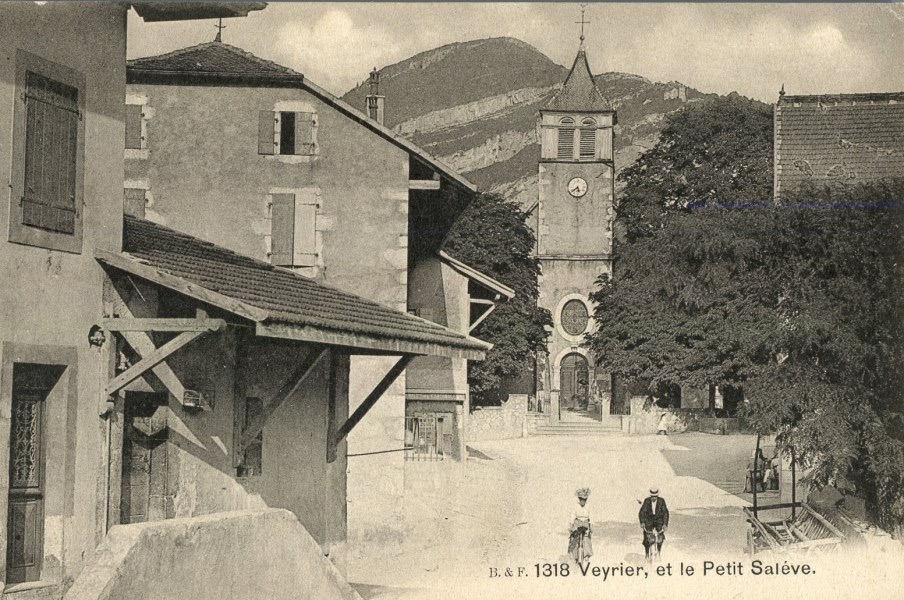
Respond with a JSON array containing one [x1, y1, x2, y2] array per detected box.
[[568, 488, 593, 564]]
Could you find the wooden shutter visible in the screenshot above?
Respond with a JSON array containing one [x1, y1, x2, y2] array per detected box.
[[294, 111, 315, 155], [22, 72, 78, 234], [598, 127, 613, 161], [270, 193, 295, 266], [557, 127, 574, 160], [125, 104, 143, 150], [579, 127, 596, 159], [258, 110, 276, 155], [293, 189, 319, 266]]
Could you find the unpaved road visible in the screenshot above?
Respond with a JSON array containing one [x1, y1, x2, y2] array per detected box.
[[349, 433, 901, 600]]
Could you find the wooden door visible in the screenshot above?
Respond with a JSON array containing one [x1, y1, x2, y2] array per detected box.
[[120, 392, 169, 524], [6, 364, 59, 584], [560, 353, 589, 410]]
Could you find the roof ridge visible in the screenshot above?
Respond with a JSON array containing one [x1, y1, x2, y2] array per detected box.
[[128, 40, 301, 76], [128, 40, 220, 66]]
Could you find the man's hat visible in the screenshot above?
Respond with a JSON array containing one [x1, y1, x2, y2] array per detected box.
[[576, 487, 591, 499], [649, 487, 659, 495]]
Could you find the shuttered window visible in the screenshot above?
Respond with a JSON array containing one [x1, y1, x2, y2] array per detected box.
[[22, 72, 79, 234], [557, 117, 575, 160], [270, 191, 318, 268], [258, 110, 317, 156], [557, 127, 575, 159], [125, 104, 143, 150]]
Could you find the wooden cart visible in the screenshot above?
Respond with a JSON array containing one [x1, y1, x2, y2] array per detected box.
[[743, 434, 846, 554], [744, 502, 846, 554]]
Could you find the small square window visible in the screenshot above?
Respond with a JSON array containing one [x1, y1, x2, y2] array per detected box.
[[259, 109, 317, 156]]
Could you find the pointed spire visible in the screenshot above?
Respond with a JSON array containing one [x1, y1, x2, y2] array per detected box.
[[544, 46, 609, 112]]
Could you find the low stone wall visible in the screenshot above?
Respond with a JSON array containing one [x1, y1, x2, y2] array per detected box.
[[467, 394, 529, 442], [64, 509, 361, 600], [623, 396, 745, 435]]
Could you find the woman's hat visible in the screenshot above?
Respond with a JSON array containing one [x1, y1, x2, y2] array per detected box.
[[576, 487, 591, 499]]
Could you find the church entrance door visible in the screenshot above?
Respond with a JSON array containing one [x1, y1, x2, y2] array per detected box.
[[559, 353, 589, 412]]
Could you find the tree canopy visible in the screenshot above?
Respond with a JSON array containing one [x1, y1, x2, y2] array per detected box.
[[444, 193, 552, 405], [587, 94, 904, 531]]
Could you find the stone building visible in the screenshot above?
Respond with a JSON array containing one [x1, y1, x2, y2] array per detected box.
[[532, 42, 620, 424], [774, 91, 904, 199], [122, 39, 508, 544], [0, 3, 490, 598]]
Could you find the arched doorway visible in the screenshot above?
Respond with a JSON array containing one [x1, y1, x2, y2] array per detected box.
[[559, 353, 589, 412]]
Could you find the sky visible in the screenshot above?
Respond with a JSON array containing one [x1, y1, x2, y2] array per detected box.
[[128, 2, 904, 102]]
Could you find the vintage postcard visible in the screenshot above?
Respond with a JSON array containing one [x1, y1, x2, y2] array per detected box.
[[0, 2, 901, 599]]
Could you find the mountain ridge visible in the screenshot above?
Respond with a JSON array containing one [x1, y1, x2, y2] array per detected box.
[[342, 36, 722, 206]]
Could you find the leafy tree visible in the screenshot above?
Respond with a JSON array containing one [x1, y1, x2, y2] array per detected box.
[[443, 193, 552, 405], [588, 94, 904, 531]]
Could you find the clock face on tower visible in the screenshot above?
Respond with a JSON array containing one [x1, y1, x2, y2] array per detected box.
[[567, 177, 588, 198]]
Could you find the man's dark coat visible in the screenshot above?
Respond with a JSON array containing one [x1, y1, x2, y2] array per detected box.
[[638, 495, 670, 531]]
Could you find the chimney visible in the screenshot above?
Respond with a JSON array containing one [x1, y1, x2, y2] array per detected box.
[[365, 67, 385, 125]]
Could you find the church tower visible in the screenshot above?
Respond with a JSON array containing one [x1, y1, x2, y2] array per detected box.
[[536, 32, 617, 421]]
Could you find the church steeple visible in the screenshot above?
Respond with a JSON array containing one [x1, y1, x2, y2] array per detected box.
[[545, 48, 609, 112]]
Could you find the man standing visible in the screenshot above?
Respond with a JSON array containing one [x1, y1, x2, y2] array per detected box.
[[638, 487, 669, 560]]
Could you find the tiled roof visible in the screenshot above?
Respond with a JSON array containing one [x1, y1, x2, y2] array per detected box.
[[127, 41, 301, 78], [544, 49, 611, 112], [101, 216, 489, 359], [775, 93, 904, 197]]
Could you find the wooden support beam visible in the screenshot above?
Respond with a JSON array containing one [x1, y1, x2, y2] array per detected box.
[[330, 355, 413, 461], [106, 330, 207, 396], [470, 303, 496, 333], [326, 349, 339, 463], [409, 179, 441, 191], [119, 331, 187, 401], [102, 317, 226, 332], [238, 346, 328, 451]]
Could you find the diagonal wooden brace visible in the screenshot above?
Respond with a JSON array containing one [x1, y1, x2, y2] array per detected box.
[[107, 330, 207, 397], [328, 354, 413, 463], [238, 346, 328, 452]]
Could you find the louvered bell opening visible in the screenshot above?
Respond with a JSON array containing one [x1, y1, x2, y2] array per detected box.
[[558, 128, 575, 159]]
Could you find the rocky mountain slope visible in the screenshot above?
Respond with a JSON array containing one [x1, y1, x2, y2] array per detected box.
[[343, 37, 716, 208]]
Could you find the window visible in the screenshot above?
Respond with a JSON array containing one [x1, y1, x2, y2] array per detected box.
[[579, 118, 597, 159], [269, 190, 319, 268], [258, 110, 317, 156], [237, 397, 263, 477], [561, 299, 590, 336], [557, 117, 575, 159], [9, 50, 85, 253]]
